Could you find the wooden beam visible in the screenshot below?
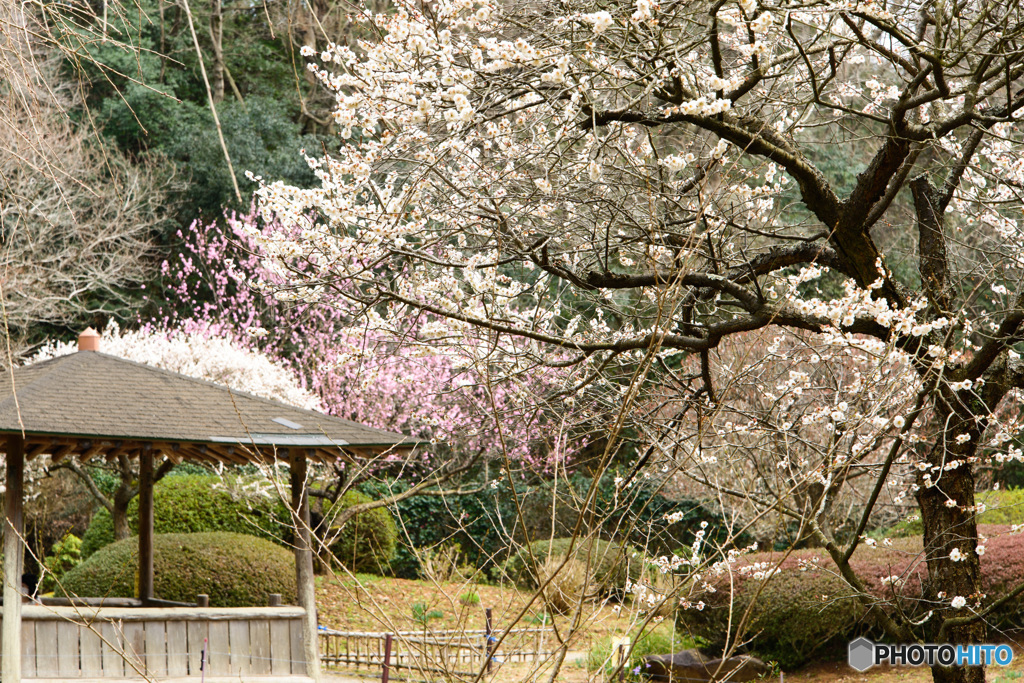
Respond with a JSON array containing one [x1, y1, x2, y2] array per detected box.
[[138, 449, 155, 603], [50, 442, 77, 464], [165, 443, 183, 465], [289, 448, 321, 682], [3, 434, 25, 683], [79, 441, 108, 463], [24, 443, 48, 461], [102, 441, 127, 462], [207, 444, 245, 464]]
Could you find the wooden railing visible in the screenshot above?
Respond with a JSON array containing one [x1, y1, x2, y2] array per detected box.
[[5, 605, 307, 678], [319, 625, 555, 676]]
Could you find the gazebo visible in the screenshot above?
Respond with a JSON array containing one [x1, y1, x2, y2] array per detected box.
[[0, 329, 412, 682]]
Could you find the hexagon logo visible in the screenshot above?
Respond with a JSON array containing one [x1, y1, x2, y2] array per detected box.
[[847, 638, 872, 671], [848, 638, 875, 672]]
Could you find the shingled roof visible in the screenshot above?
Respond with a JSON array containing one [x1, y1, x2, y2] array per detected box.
[[0, 349, 413, 465]]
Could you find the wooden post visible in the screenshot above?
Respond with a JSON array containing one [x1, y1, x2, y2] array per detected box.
[[268, 593, 282, 606], [485, 607, 493, 673], [290, 448, 321, 681], [381, 633, 393, 683], [138, 449, 155, 603], [2, 435, 25, 683]]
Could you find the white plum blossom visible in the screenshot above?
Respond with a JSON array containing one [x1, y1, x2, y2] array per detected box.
[[582, 10, 614, 33], [32, 322, 321, 410], [242, 0, 1024, 658]]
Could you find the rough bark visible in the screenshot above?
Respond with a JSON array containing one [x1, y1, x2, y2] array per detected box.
[[112, 485, 134, 540], [911, 176, 952, 313], [209, 0, 225, 103], [917, 428, 986, 683], [911, 158, 985, 683]]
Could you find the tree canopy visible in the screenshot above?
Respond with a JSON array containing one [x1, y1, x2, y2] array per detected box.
[[249, 1, 1024, 681]]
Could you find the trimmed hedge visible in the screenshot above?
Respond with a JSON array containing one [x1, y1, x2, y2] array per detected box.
[[60, 532, 296, 606], [80, 475, 289, 559], [502, 537, 640, 596], [678, 525, 1024, 669], [322, 490, 398, 574]]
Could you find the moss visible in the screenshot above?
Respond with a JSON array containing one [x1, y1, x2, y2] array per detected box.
[[80, 475, 290, 559], [60, 532, 296, 606], [322, 490, 398, 574]]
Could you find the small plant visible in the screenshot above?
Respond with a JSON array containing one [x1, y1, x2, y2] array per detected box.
[[525, 612, 551, 626], [459, 591, 481, 607], [411, 602, 444, 630]]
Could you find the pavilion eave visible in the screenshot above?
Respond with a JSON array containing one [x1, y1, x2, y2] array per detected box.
[[0, 432, 413, 468]]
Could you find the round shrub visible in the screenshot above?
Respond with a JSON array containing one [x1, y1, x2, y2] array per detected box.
[[81, 475, 290, 559], [678, 526, 1024, 669], [322, 490, 398, 574], [502, 537, 640, 597], [60, 532, 296, 606]]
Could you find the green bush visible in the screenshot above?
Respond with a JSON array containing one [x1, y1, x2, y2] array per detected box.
[[680, 559, 865, 668], [322, 490, 398, 575], [502, 537, 640, 597], [80, 475, 290, 559], [678, 527, 1024, 669], [60, 532, 296, 606], [40, 533, 83, 594], [358, 477, 517, 579], [360, 472, 740, 580]]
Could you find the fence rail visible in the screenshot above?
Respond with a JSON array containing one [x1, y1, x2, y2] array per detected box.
[[8, 604, 307, 678], [319, 625, 555, 676]]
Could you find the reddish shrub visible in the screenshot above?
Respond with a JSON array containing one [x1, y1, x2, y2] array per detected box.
[[678, 526, 1024, 669]]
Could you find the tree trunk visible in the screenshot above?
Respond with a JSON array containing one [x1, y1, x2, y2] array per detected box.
[[917, 425, 986, 683], [209, 0, 224, 103], [112, 485, 134, 540]]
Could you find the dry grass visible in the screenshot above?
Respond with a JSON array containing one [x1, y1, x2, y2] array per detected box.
[[538, 556, 592, 616], [316, 572, 636, 644]]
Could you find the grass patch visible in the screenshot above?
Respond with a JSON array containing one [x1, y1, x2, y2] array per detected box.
[[588, 622, 693, 681]]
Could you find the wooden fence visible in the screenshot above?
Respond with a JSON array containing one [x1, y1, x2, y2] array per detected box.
[[319, 625, 556, 676], [3, 604, 307, 679]]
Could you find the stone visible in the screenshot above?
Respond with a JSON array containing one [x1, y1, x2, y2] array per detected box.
[[642, 649, 770, 682]]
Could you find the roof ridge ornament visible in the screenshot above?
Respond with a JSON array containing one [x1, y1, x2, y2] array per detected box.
[[78, 327, 101, 352]]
